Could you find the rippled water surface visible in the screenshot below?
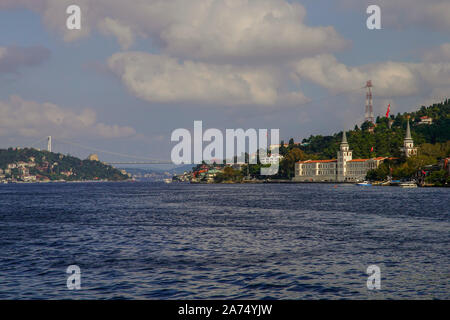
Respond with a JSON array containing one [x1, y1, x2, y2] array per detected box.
[[0, 182, 448, 299]]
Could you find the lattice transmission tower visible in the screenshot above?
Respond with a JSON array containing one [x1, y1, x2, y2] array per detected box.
[[364, 80, 374, 123]]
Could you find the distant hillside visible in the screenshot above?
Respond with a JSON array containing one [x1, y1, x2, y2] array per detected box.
[[0, 148, 129, 182]]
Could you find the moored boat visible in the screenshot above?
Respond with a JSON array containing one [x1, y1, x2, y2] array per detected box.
[[399, 182, 417, 188], [356, 181, 372, 186]]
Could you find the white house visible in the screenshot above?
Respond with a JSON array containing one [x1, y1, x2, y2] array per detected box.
[[260, 153, 284, 165], [418, 116, 433, 125]]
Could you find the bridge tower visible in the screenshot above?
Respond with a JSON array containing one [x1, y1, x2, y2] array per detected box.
[[47, 136, 52, 152]]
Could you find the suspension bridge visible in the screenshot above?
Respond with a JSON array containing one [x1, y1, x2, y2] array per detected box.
[[26, 136, 173, 165]]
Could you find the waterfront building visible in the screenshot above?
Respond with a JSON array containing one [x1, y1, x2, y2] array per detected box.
[[294, 131, 388, 182], [295, 119, 419, 182]]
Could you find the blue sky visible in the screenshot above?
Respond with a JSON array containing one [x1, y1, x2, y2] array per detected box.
[[1, 0, 450, 162]]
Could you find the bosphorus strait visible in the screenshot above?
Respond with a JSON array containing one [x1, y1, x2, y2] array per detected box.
[[0, 182, 448, 299]]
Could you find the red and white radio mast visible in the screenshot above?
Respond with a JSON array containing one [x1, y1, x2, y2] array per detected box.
[[364, 80, 374, 123]]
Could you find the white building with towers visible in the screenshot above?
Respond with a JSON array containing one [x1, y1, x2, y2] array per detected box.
[[294, 131, 387, 182]]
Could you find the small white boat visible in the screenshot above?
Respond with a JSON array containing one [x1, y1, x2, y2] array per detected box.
[[356, 181, 372, 186], [163, 178, 172, 184], [399, 182, 417, 188]]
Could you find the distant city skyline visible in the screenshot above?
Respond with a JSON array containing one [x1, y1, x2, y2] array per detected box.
[[1, 0, 450, 162]]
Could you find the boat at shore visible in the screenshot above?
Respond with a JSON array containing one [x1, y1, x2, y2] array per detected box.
[[399, 182, 417, 188], [356, 181, 372, 186]]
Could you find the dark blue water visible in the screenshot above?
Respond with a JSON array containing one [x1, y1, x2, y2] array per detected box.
[[0, 182, 448, 299]]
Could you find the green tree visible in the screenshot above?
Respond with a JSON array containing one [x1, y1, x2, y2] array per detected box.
[[366, 162, 390, 181], [279, 148, 305, 179], [425, 170, 448, 186]]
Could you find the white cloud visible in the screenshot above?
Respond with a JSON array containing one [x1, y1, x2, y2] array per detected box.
[[292, 54, 450, 99], [1, 0, 348, 108], [4, 0, 347, 62], [0, 95, 136, 139], [156, 0, 348, 62], [98, 17, 135, 50], [108, 51, 308, 106], [5, 0, 448, 111]]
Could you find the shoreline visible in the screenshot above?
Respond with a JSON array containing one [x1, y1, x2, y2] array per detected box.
[[185, 179, 449, 187], [0, 179, 133, 185], [3, 179, 448, 187]]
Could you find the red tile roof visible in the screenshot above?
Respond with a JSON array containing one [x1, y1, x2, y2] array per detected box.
[[297, 159, 337, 164], [298, 156, 394, 164]]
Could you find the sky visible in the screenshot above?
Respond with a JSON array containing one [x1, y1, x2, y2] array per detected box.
[[0, 0, 450, 163]]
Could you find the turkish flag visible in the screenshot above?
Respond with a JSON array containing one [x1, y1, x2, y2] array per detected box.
[[386, 104, 390, 118], [370, 146, 374, 152]]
